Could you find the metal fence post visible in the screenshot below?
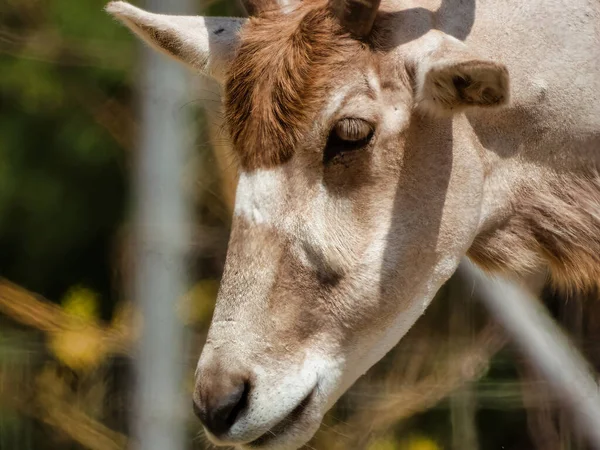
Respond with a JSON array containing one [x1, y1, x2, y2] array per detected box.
[[131, 0, 194, 449], [458, 260, 600, 449]]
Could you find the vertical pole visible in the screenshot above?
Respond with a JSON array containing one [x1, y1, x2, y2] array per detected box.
[[131, 0, 193, 449], [448, 276, 479, 450]]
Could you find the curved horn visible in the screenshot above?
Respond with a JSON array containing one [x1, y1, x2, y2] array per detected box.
[[240, 0, 286, 16], [331, 0, 382, 37]]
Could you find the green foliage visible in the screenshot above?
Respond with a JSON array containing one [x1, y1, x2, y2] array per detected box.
[[0, 0, 131, 306]]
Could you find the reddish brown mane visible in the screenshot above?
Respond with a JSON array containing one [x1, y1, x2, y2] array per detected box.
[[469, 171, 600, 293], [224, 0, 362, 169]]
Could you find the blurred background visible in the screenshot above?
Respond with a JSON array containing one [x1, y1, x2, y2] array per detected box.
[[1, 0, 598, 449]]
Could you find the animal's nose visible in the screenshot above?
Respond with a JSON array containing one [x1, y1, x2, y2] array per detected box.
[[193, 370, 249, 436]]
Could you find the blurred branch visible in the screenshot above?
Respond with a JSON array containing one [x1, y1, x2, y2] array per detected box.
[[39, 406, 127, 450], [357, 323, 505, 431], [71, 86, 136, 153], [1, 366, 128, 450], [459, 260, 600, 449], [331, 320, 506, 448], [0, 28, 133, 70], [0, 279, 134, 356], [518, 364, 562, 450]]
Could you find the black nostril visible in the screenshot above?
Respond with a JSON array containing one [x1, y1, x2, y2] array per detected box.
[[193, 380, 249, 436]]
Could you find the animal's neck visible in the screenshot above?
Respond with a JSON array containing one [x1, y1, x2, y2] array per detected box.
[[468, 169, 600, 292]]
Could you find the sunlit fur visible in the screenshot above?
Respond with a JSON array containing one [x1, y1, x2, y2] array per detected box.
[[107, 0, 600, 448], [469, 170, 600, 293], [225, 1, 361, 168]]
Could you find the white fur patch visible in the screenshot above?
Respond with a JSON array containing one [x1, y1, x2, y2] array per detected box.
[[366, 68, 381, 95], [234, 169, 286, 226]]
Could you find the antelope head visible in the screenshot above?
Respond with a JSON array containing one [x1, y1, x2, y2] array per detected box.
[[107, 0, 509, 448]]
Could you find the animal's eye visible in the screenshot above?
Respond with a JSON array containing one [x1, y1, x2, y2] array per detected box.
[[323, 118, 374, 164], [334, 118, 373, 142]]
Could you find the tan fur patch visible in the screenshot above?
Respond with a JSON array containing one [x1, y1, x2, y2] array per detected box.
[[469, 171, 600, 293], [224, 0, 363, 169]]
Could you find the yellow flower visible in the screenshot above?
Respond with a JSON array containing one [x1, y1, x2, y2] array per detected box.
[[402, 436, 442, 450], [368, 435, 442, 450], [49, 328, 106, 372], [48, 285, 106, 372], [368, 438, 399, 450], [61, 286, 100, 321]]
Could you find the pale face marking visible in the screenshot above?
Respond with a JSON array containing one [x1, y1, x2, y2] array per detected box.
[[234, 168, 286, 227]]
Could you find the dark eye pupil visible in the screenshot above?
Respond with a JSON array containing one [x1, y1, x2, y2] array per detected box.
[[323, 125, 373, 164]]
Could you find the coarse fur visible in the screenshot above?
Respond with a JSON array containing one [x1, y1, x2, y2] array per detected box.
[[106, 0, 600, 448], [469, 170, 600, 293], [225, 3, 361, 168], [223, 0, 600, 292]]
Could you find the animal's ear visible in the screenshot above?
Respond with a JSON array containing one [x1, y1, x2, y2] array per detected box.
[[414, 36, 510, 115], [105, 1, 245, 84]]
